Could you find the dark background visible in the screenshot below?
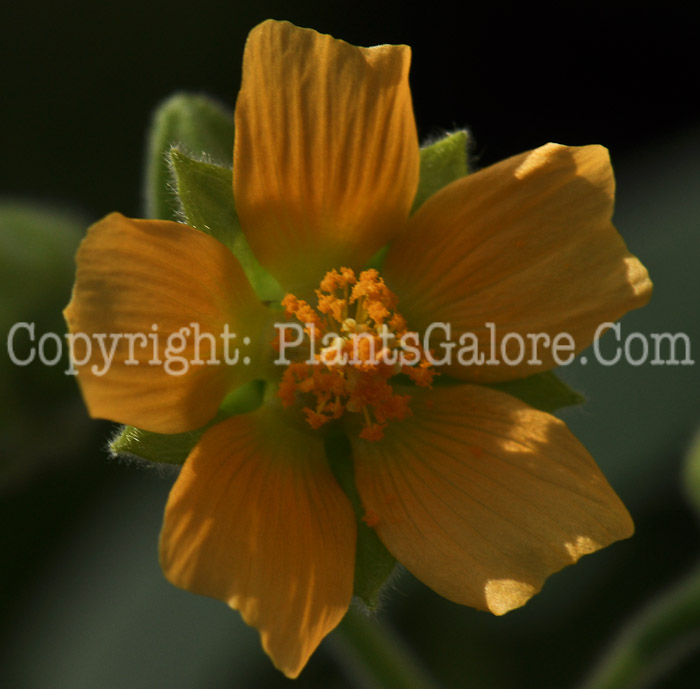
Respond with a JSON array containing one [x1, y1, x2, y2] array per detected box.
[[2, 2, 699, 688], [2, 1, 697, 217]]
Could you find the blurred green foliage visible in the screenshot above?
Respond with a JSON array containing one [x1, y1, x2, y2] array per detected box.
[[0, 202, 90, 486]]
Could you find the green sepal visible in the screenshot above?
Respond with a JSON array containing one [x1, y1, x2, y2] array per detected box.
[[169, 149, 283, 303], [144, 93, 235, 221], [111, 426, 202, 467], [169, 149, 237, 250], [411, 130, 470, 213], [488, 370, 585, 413], [325, 432, 397, 610], [109, 380, 265, 466]]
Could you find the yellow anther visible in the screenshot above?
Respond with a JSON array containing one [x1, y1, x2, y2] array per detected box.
[[320, 336, 346, 366], [277, 267, 435, 440]]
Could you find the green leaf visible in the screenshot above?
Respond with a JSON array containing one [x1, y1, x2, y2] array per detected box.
[[110, 381, 264, 466], [580, 430, 700, 688], [0, 201, 83, 333], [411, 130, 470, 213], [683, 426, 700, 517], [169, 149, 283, 303], [580, 561, 700, 689], [325, 432, 397, 610], [488, 370, 585, 413], [0, 202, 90, 485], [144, 93, 235, 221]]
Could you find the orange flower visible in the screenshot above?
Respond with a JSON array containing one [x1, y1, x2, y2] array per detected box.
[[64, 20, 652, 678]]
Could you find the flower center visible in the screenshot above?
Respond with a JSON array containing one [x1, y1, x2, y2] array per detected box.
[[276, 267, 435, 441]]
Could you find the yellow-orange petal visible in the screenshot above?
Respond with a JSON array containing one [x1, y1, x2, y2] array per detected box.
[[63, 213, 268, 434], [234, 20, 419, 298], [159, 406, 356, 678], [383, 143, 652, 382], [351, 384, 633, 615]]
